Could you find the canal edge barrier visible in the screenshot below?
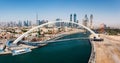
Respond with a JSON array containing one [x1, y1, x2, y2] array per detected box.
[[88, 39, 96, 63]]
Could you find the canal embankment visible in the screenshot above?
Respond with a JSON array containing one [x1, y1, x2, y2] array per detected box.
[[88, 35, 96, 63], [88, 39, 96, 63]]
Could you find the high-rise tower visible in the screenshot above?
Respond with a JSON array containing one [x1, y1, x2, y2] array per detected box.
[[69, 14, 73, 27], [85, 14, 88, 21], [90, 14, 93, 29], [70, 14, 72, 22], [74, 13, 77, 22], [18, 21, 22, 27], [36, 13, 38, 25], [83, 14, 89, 27]]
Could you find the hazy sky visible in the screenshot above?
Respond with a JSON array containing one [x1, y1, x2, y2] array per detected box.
[[0, 0, 120, 27]]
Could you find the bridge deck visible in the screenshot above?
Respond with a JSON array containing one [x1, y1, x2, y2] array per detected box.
[[47, 37, 90, 43]]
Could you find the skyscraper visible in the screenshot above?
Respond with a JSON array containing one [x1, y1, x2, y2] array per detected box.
[[36, 13, 38, 25], [90, 14, 93, 29], [82, 14, 89, 27], [70, 14, 72, 21], [69, 13, 77, 27], [85, 14, 88, 21], [69, 14, 72, 27], [18, 21, 22, 27], [24, 20, 30, 26], [74, 13, 77, 22]]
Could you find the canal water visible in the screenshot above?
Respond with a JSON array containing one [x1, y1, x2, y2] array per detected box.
[[0, 33, 91, 63]]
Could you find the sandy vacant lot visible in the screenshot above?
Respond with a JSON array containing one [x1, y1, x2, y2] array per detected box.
[[93, 34, 120, 63]]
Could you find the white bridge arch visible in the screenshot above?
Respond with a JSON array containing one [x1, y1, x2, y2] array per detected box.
[[13, 20, 100, 44]]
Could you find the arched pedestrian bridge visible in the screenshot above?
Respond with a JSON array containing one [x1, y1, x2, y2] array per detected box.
[[13, 20, 101, 45]]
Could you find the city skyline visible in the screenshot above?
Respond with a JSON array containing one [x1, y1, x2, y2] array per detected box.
[[0, 0, 120, 28]]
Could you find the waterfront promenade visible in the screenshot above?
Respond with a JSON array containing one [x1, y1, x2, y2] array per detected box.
[[92, 34, 120, 63]]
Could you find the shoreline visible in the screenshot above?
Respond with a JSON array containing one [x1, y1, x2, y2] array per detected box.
[[88, 38, 96, 63]]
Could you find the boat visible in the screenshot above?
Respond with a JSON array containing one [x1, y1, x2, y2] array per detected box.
[[12, 48, 32, 56]]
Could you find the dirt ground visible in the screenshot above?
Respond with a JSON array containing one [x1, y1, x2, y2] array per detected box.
[[93, 34, 120, 63]]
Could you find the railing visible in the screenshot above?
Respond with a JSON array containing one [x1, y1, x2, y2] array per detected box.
[[46, 37, 90, 43]]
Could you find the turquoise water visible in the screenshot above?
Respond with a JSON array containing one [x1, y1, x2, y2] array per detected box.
[[0, 33, 91, 63]]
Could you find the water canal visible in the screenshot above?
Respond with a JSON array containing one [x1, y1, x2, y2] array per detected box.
[[0, 32, 91, 63]]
